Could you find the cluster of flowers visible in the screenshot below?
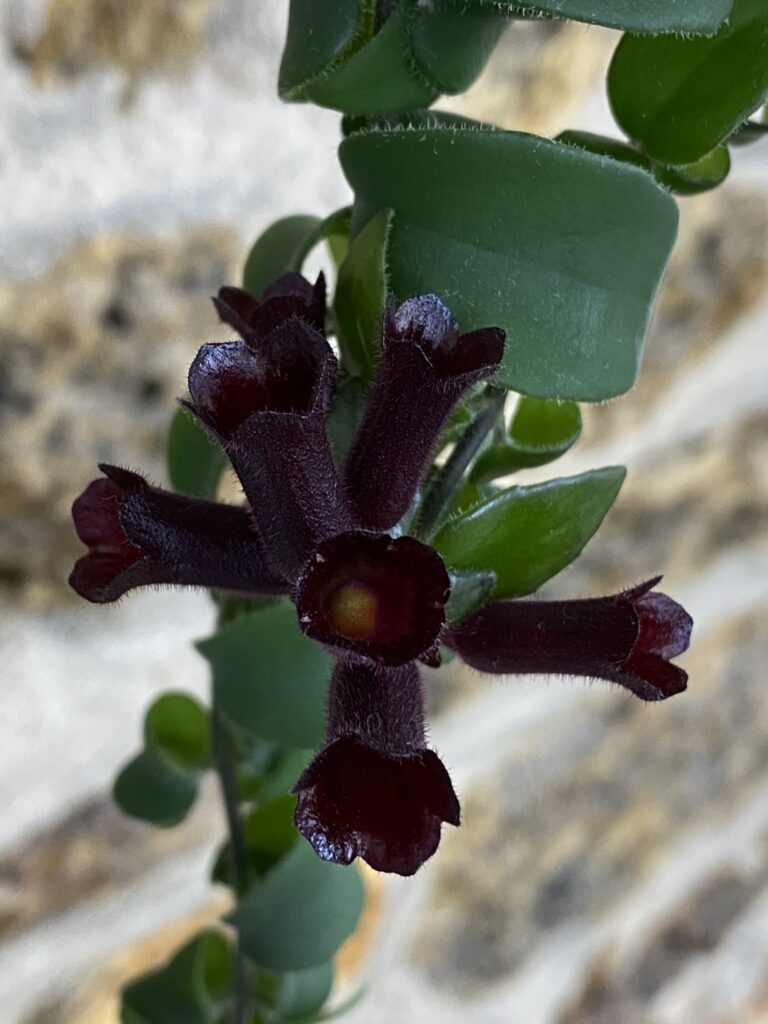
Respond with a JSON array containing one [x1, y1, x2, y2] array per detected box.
[[70, 273, 692, 876]]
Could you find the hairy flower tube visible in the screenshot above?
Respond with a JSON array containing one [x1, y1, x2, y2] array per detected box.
[[70, 272, 693, 876]]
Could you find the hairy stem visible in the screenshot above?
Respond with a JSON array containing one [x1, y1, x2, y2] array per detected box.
[[211, 708, 250, 1024], [415, 387, 507, 540]]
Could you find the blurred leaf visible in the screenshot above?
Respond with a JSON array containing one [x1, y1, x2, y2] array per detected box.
[[243, 215, 323, 297], [230, 843, 365, 970], [121, 931, 232, 1024], [471, 397, 582, 483], [434, 467, 626, 597], [198, 603, 331, 749], [334, 208, 392, 379], [340, 125, 677, 401], [213, 794, 300, 887], [327, 375, 372, 465], [445, 570, 496, 625], [278, 963, 334, 1022], [465, 0, 732, 32], [146, 692, 210, 772], [166, 407, 226, 499], [114, 750, 198, 828], [608, 0, 768, 164], [114, 693, 210, 827]]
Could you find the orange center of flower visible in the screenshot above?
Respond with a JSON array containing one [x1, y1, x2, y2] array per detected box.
[[329, 583, 379, 640]]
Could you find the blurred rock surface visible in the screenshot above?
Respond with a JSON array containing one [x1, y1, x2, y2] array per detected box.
[[1, 3, 768, 1023]]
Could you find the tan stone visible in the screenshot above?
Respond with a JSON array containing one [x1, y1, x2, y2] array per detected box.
[[0, 227, 238, 608], [412, 609, 768, 1010], [443, 20, 614, 139], [19, 0, 218, 95]]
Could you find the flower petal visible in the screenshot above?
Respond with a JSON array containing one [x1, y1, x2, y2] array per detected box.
[[344, 294, 504, 531], [294, 660, 459, 875], [187, 319, 349, 581], [443, 579, 692, 702], [69, 465, 287, 603], [294, 735, 459, 876], [213, 272, 326, 341], [295, 532, 450, 666]]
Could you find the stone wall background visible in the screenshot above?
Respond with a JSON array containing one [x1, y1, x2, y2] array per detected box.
[[1, 3, 767, 1023]]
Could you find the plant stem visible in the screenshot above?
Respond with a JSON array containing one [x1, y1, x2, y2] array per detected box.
[[415, 386, 507, 540], [211, 708, 250, 1024]]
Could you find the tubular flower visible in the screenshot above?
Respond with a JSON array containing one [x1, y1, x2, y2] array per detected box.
[[70, 275, 693, 875]]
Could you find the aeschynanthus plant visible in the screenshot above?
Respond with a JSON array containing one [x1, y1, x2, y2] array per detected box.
[[71, 273, 692, 877]]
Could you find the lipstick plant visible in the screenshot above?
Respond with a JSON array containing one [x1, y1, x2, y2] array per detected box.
[[69, 2, 767, 1022]]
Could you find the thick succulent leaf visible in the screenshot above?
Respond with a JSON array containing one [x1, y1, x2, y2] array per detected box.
[[166, 407, 227, 500], [609, 0, 768, 165], [198, 603, 331, 749], [340, 125, 677, 401], [298, 8, 439, 114], [464, 0, 732, 33], [145, 692, 210, 772], [558, 129, 731, 196], [121, 931, 231, 1024], [279, 0, 369, 100], [405, 2, 507, 94], [433, 467, 626, 598], [229, 842, 365, 970], [471, 396, 582, 483], [334, 208, 392, 379]]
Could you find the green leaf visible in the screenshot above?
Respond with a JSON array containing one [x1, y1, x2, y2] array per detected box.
[[462, 0, 732, 33], [301, 8, 439, 114], [445, 570, 497, 625], [244, 795, 300, 875], [405, 3, 507, 94], [145, 692, 210, 771], [166, 407, 226, 499], [114, 693, 210, 827], [730, 112, 768, 145], [326, 375, 371, 466], [213, 794, 300, 887], [608, 0, 768, 165], [334, 208, 391, 379], [277, 963, 334, 1022], [653, 146, 731, 196], [121, 931, 232, 1024], [114, 750, 198, 828], [279, 0, 371, 101], [340, 125, 678, 401], [243, 215, 324, 297], [557, 130, 731, 196], [434, 467, 626, 597], [198, 603, 332, 749], [230, 842, 365, 971], [471, 397, 582, 483]]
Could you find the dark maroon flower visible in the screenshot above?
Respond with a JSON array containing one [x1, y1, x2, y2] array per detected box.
[[443, 577, 692, 702], [295, 531, 450, 666], [186, 317, 350, 581], [70, 275, 693, 876], [293, 661, 460, 875], [213, 271, 326, 340], [70, 464, 287, 603], [344, 294, 505, 531]]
